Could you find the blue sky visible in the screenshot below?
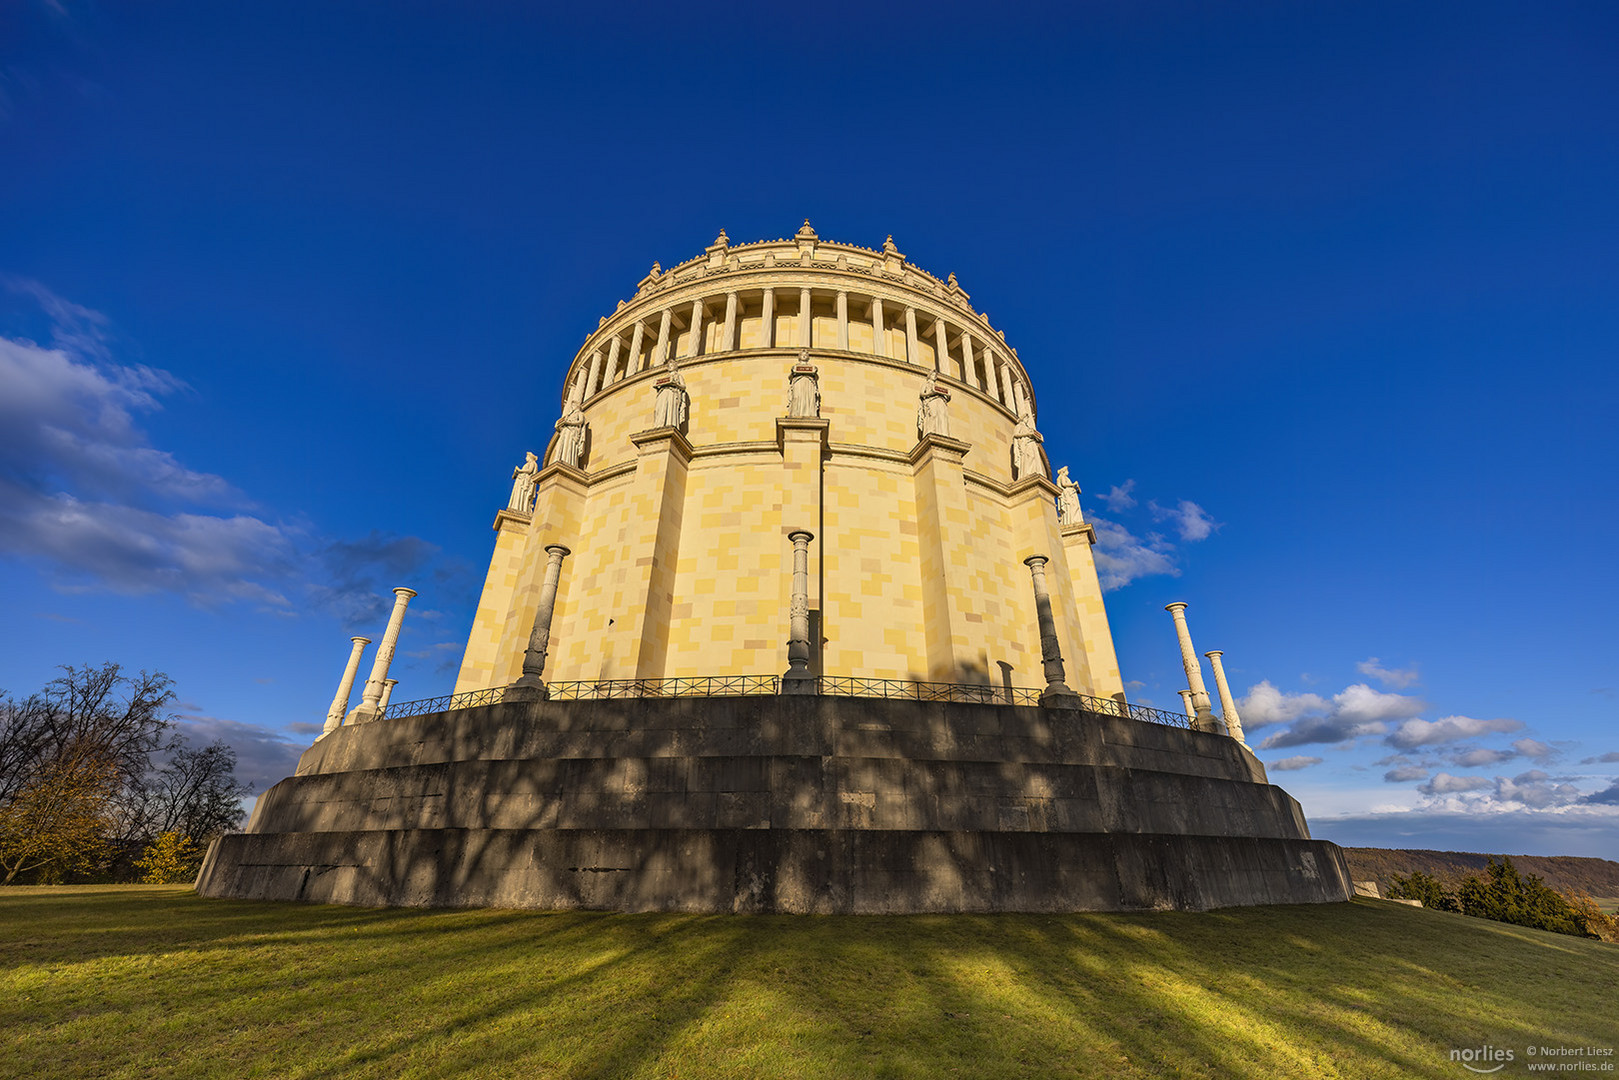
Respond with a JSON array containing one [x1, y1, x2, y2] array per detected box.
[[2, 1, 1616, 857]]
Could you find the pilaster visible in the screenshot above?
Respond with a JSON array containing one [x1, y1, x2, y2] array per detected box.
[[492, 464, 588, 686], [1007, 474, 1094, 696], [908, 433, 981, 681], [1060, 521, 1124, 700], [454, 508, 535, 694]]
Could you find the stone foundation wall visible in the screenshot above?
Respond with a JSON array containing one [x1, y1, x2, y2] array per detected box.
[[198, 696, 1352, 914]]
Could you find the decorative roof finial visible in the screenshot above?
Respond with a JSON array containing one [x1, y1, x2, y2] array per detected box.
[[883, 235, 899, 254], [714, 229, 728, 246], [795, 219, 817, 240], [649, 261, 662, 278]]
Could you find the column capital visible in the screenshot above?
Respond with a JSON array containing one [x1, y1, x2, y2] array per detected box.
[[1165, 601, 1189, 614], [544, 544, 572, 558], [350, 635, 372, 645], [1203, 649, 1223, 659], [1023, 553, 1049, 569], [787, 529, 815, 544], [393, 587, 418, 600]]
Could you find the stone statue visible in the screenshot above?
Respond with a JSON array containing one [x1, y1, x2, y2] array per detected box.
[[787, 350, 820, 418], [652, 356, 689, 431], [917, 369, 950, 439], [553, 399, 587, 469], [508, 452, 539, 512], [1057, 466, 1083, 525], [1012, 409, 1046, 480]]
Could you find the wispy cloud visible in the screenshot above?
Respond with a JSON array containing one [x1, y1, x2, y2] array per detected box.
[[1356, 657, 1419, 689], [1383, 765, 1429, 782], [1087, 483, 1219, 591], [1150, 499, 1219, 542], [1580, 751, 1619, 765], [1418, 772, 1493, 796], [1269, 755, 1323, 771], [171, 710, 307, 793], [1096, 480, 1137, 512], [1386, 714, 1524, 750], [0, 283, 455, 619]]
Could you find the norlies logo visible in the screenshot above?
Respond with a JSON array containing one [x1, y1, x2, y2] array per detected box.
[[1452, 1045, 1515, 1073]]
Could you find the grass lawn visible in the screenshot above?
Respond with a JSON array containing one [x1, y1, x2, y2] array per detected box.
[[3, 887, 1616, 1079]]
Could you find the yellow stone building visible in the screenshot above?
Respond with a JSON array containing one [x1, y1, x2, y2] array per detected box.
[[454, 223, 1125, 699]]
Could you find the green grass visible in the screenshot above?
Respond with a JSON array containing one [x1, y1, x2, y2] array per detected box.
[[3, 887, 1616, 1079]]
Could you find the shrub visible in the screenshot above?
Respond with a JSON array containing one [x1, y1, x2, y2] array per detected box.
[[135, 832, 204, 885]]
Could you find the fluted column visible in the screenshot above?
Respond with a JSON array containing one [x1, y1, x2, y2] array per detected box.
[[934, 316, 951, 374], [1025, 556, 1079, 707], [628, 320, 646, 374], [604, 335, 622, 385], [985, 353, 1002, 403], [836, 290, 848, 350], [347, 587, 416, 724], [1178, 689, 1196, 719], [508, 545, 570, 700], [761, 288, 775, 348], [653, 308, 672, 366], [378, 678, 398, 712], [1164, 602, 1219, 732], [1000, 362, 1017, 408], [782, 530, 816, 692], [723, 291, 738, 351], [1205, 650, 1248, 745], [322, 636, 370, 737], [871, 296, 885, 357], [904, 306, 919, 364], [685, 299, 704, 358], [800, 287, 812, 348]]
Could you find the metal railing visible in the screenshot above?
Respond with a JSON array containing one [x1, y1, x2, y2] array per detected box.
[[379, 675, 1193, 729]]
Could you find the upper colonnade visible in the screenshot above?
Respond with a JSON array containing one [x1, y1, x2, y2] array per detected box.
[[558, 222, 1038, 420]]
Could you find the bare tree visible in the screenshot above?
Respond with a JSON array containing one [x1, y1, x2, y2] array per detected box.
[[122, 738, 249, 845], [0, 664, 175, 883]]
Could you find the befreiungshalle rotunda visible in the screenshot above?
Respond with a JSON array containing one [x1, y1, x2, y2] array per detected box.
[[199, 224, 1352, 913]]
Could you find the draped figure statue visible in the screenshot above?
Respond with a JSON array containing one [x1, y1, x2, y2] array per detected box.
[[1012, 409, 1046, 480], [652, 356, 689, 431], [917, 369, 950, 438], [1056, 466, 1083, 525], [508, 452, 539, 512]]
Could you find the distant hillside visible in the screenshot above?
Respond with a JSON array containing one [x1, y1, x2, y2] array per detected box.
[[1343, 848, 1619, 898]]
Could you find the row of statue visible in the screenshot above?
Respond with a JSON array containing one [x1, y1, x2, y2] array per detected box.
[[507, 354, 1085, 526]]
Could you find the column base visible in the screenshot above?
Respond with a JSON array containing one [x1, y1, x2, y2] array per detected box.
[[1039, 686, 1083, 710], [1192, 713, 1227, 735], [343, 704, 380, 726], [781, 673, 818, 696], [504, 677, 550, 703]]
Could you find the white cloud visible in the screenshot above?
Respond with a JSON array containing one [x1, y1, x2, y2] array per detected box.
[[1386, 714, 1524, 750], [1492, 770, 1584, 810], [1511, 738, 1556, 763], [1383, 765, 1429, 783], [1250, 681, 1426, 749], [1269, 755, 1323, 771], [1089, 518, 1179, 591], [1355, 657, 1419, 689], [0, 284, 455, 619], [1150, 499, 1218, 542], [1096, 480, 1137, 512], [1418, 772, 1493, 795]]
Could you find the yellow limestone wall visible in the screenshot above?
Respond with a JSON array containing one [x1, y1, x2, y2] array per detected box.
[[454, 236, 1125, 698]]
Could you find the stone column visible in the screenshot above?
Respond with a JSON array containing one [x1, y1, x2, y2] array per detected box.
[[761, 288, 775, 348], [836, 290, 848, 350], [347, 587, 416, 724], [985, 354, 1003, 403], [904, 306, 919, 364], [782, 530, 816, 693], [1165, 602, 1219, 732], [1177, 689, 1196, 719], [1000, 363, 1017, 409], [628, 320, 645, 374], [584, 348, 603, 398], [507, 545, 570, 700], [1013, 380, 1030, 418], [378, 678, 398, 712], [871, 296, 886, 358], [1204, 650, 1248, 744], [654, 308, 672, 366], [686, 299, 704, 358], [961, 331, 979, 388], [723, 291, 738, 351], [934, 316, 951, 374], [1025, 556, 1079, 708], [604, 335, 622, 386], [321, 636, 370, 737], [800, 287, 812, 348]]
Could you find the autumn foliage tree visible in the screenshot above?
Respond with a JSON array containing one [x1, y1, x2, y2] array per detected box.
[[0, 663, 245, 884]]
